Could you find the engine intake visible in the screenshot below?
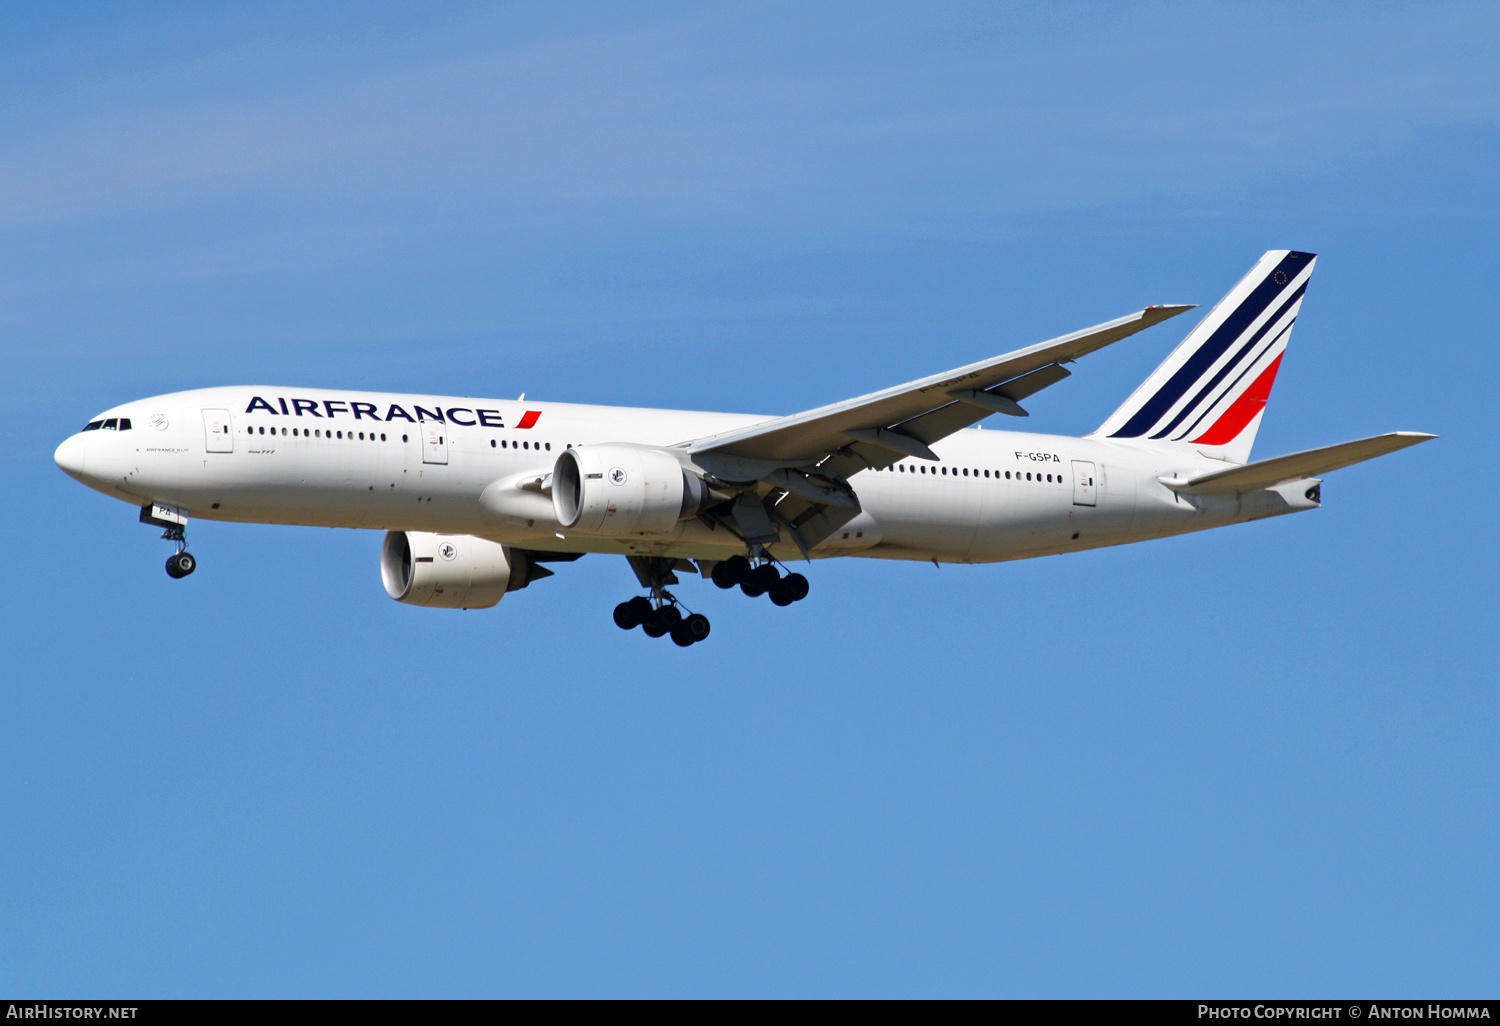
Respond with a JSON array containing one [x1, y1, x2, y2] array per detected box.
[[380, 531, 536, 608], [552, 444, 705, 534]]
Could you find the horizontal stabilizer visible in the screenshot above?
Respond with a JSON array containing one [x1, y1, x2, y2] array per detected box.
[[1163, 432, 1436, 495]]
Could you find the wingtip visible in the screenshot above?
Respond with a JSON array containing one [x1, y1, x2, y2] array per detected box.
[[1142, 303, 1197, 318]]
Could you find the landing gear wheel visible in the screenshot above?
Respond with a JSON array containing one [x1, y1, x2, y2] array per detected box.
[[614, 596, 652, 630], [643, 605, 681, 638], [712, 556, 751, 589], [769, 580, 796, 606], [670, 613, 712, 647], [740, 563, 780, 597], [165, 551, 196, 579], [782, 572, 809, 601]]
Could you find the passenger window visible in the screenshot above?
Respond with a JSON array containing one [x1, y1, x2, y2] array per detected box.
[[402, 434, 408, 442], [545, 443, 551, 451], [381, 433, 386, 441], [984, 469, 990, 478], [490, 439, 496, 448], [281, 427, 287, 436]]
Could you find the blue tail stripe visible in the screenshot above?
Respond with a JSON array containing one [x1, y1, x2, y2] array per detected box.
[[1147, 281, 1306, 440], [1172, 317, 1296, 441], [1109, 251, 1314, 438]]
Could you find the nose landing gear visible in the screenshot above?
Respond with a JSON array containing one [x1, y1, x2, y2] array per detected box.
[[141, 505, 197, 579], [160, 527, 197, 579]]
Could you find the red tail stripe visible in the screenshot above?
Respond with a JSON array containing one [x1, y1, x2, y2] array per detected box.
[[515, 410, 541, 429], [1190, 354, 1283, 446]]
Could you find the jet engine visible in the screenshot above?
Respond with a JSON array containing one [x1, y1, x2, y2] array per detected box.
[[552, 444, 707, 534], [380, 531, 538, 609]]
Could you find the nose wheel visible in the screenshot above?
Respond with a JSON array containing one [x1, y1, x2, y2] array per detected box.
[[158, 525, 197, 579]]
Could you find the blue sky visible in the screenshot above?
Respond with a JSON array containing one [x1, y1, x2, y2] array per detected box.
[[3, 2, 1496, 997]]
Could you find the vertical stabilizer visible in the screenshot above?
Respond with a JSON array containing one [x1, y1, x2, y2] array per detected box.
[[1091, 250, 1315, 465]]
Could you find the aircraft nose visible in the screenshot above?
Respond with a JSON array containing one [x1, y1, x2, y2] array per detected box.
[[54, 433, 86, 480]]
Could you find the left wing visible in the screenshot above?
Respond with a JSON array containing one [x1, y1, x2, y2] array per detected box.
[[675, 304, 1192, 554], [684, 304, 1193, 474]]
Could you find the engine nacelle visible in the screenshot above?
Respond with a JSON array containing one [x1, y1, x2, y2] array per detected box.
[[552, 444, 705, 535], [380, 531, 533, 609]]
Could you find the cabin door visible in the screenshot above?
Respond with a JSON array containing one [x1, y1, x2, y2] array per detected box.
[[203, 409, 234, 453], [1071, 460, 1097, 506], [422, 421, 448, 465]]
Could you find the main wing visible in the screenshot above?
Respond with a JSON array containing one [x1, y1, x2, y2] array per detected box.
[[684, 304, 1192, 473], [675, 303, 1193, 553]]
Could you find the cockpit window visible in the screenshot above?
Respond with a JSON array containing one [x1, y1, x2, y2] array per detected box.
[[83, 420, 103, 431], [118, 418, 132, 431], [102, 418, 118, 430]]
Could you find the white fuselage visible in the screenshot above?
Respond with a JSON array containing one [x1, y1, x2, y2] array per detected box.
[[55, 386, 1318, 564]]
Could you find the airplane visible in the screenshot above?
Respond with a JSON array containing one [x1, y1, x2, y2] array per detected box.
[[54, 250, 1433, 646]]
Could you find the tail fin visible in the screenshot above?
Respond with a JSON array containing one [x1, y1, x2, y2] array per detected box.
[[1092, 250, 1316, 465]]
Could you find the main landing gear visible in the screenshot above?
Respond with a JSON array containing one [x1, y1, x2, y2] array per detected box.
[[613, 596, 712, 647], [710, 555, 809, 606], [613, 552, 808, 646], [615, 555, 712, 647]]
